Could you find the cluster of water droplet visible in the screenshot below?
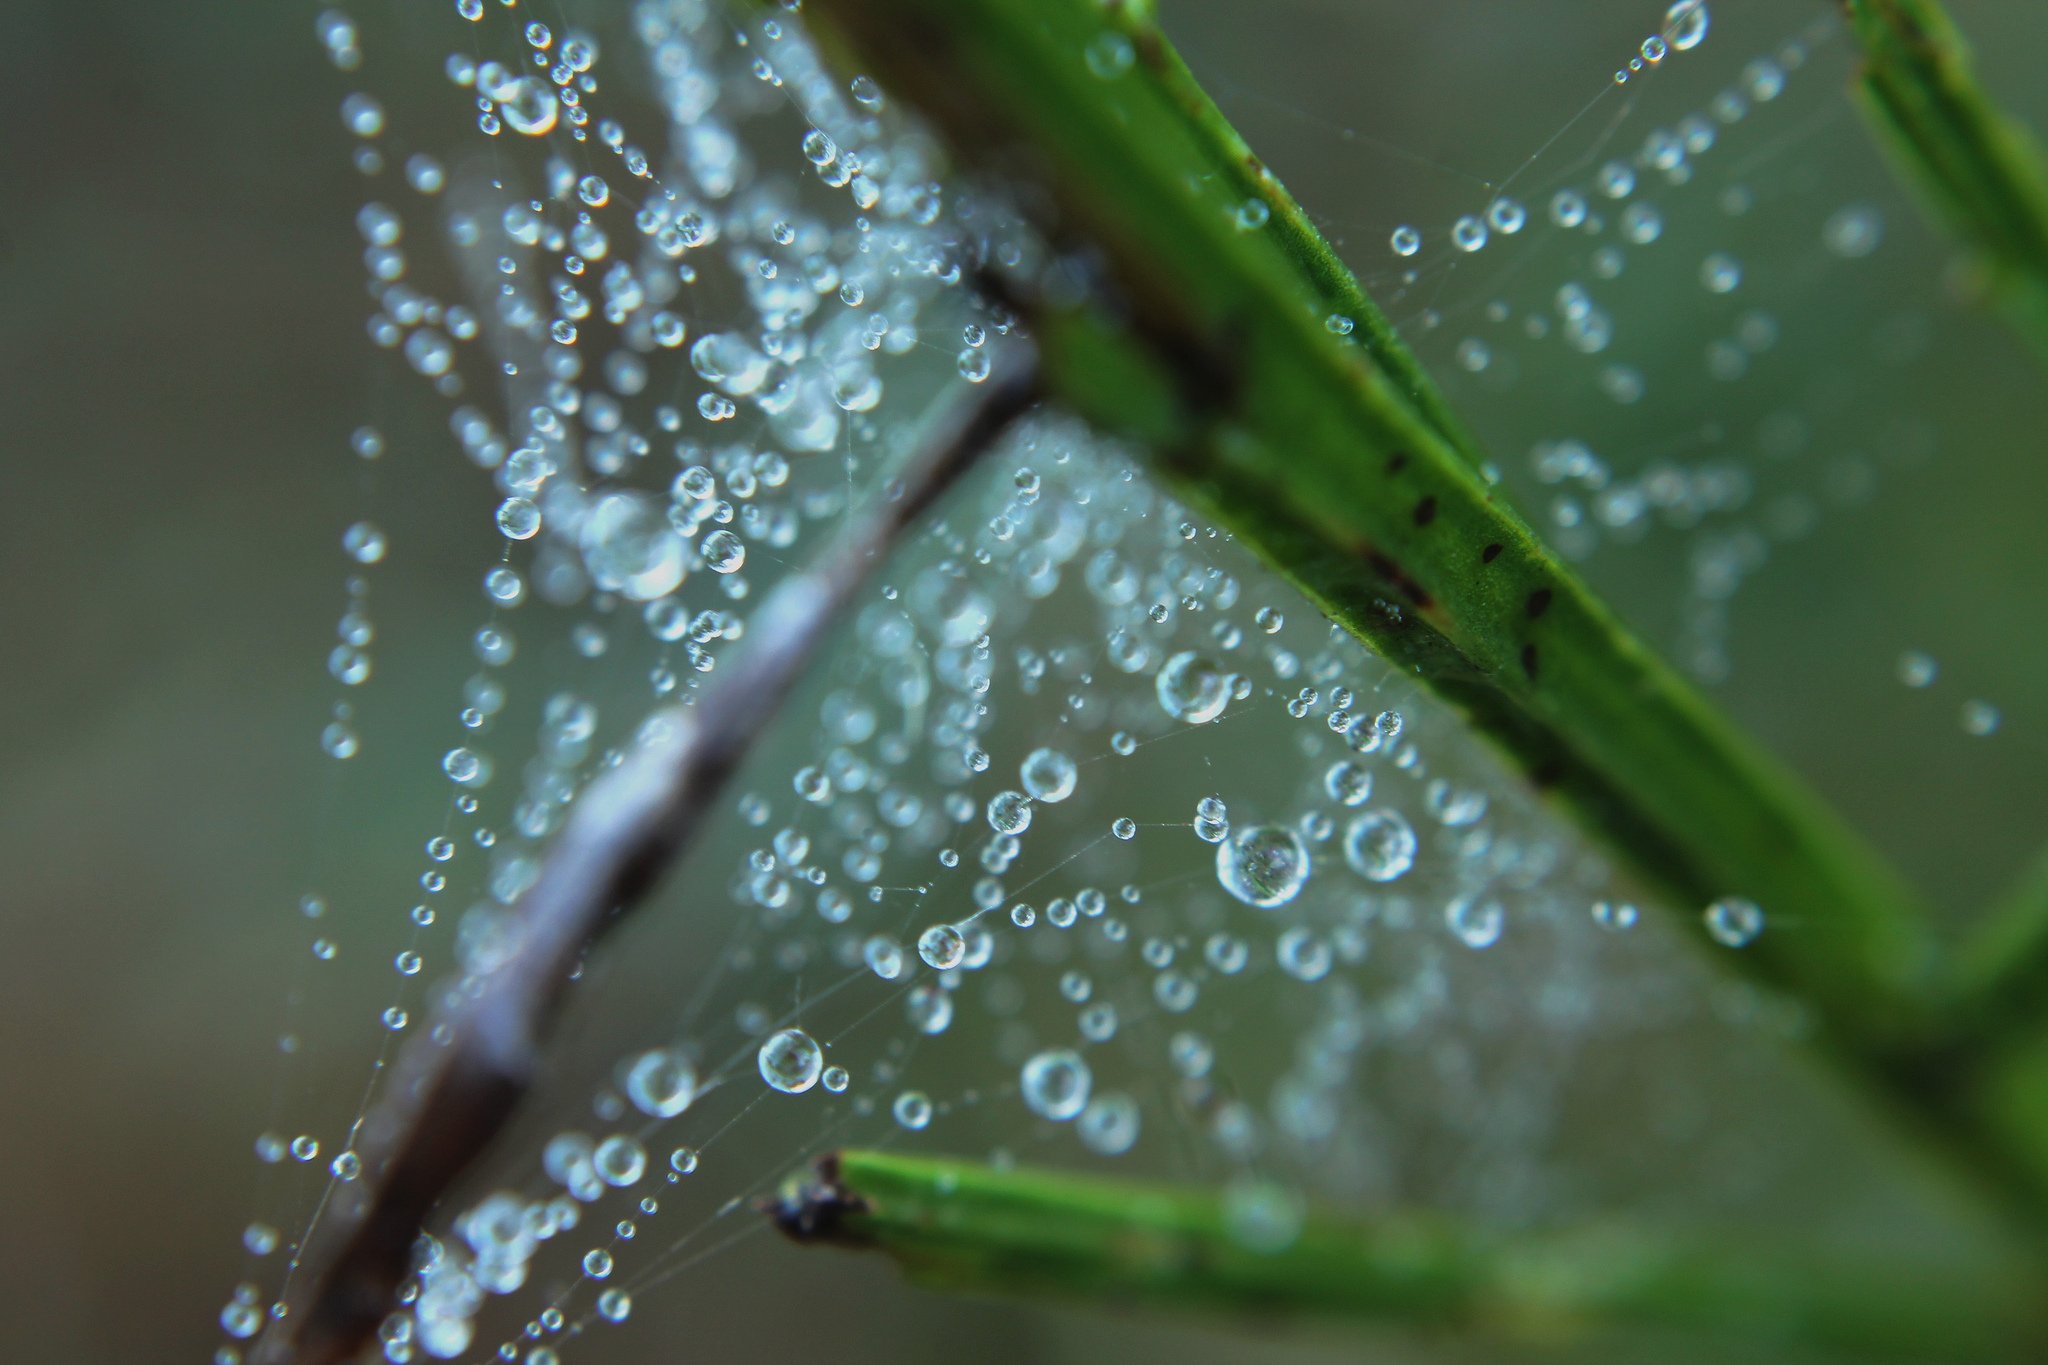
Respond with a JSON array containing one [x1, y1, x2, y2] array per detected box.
[[223, 4, 1819, 1361], [1306, 7, 1947, 685]]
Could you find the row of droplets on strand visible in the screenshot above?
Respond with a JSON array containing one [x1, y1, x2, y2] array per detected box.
[[217, 2, 1847, 1362]]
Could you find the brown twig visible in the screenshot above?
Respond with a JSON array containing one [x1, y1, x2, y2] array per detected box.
[[258, 358, 1039, 1365]]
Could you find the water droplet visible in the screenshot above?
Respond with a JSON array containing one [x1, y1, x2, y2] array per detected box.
[[986, 790, 1033, 835], [1019, 747, 1077, 802], [906, 984, 953, 1035], [1446, 896, 1505, 949], [1390, 225, 1421, 257], [500, 77, 559, 136], [1704, 896, 1764, 947], [496, 497, 542, 540], [1663, 1, 1710, 52], [1020, 1049, 1092, 1122], [917, 923, 966, 970], [757, 1027, 823, 1093], [1824, 205, 1883, 259], [1550, 190, 1588, 228], [1323, 760, 1372, 807], [1343, 809, 1417, 882], [892, 1090, 933, 1129], [1084, 31, 1135, 79], [594, 1135, 646, 1186], [1215, 825, 1311, 908], [1897, 651, 1938, 688], [699, 528, 746, 573], [442, 747, 489, 787], [1155, 650, 1229, 723], [624, 1048, 697, 1118]]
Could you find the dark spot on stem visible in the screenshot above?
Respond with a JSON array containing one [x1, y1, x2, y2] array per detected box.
[[1520, 643, 1540, 680], [1481, 542, 1503, 564], [1526, 588, 1553, 619], [1386, 452, 1409, 475], [1365, 549, 1433, 610], [1413, 496, 1437, 527]]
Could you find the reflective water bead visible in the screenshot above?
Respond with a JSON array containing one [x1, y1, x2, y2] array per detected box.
[[343, 521, 387, 564], [1155, 650, 1229, 723], [1704, 896, 1764, 947], [1019, 747, 1077, 802], [757, 1028, 823, 1093], [864, 935, 905, 979], [341, 92, 384, 137], [892, 1091, 933, 1130], [500, 77, 560, 136], [1663, 0, 1709, 51], [1446, 896, 1505, 949], [1323, 760, 1371, 807], [1963, 700, 2003, 736], [1343, 809, 1417, 881], [624, 1048, 697, 1118], [593, 1135, 646, 1187], [1085, 30, 1136, 79], [1451, 214, 1488, 252], [916, 923, 966, 970], [1824, 205, 1883, 259], [986, 790, 1032, 835], [1020, 1049, 1092, 1122], [442, 747, 489, 786], [1276, 926, 1332, 981], [1389, 225, 1421, 257], [906, 984, 953, 1035], [1216, 824, 1311, 908], [496, 497, 542, 540], [699, 528, 746, 573], [1078, 1094, 1141, 1155]]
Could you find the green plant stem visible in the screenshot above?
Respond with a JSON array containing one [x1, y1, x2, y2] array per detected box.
[[1112, 1, 1489, 473], [1842, 0, 2048, 360], [772, 1151, 2042, 1359]]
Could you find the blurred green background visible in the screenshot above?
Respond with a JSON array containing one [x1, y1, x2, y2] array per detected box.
[[4, 0, 2047, 1360]]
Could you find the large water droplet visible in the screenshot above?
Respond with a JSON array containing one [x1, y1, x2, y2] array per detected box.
[[1020, 1049, 1092, 1122], [1343, 809, 1417, 881], [1215, 825, 1311, 908], [757, 1028, 823, 1093], [1155, 650, 1228, 724]]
